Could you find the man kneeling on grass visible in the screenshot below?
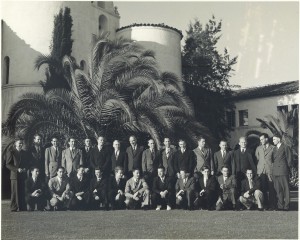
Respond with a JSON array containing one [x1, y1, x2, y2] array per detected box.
[[152, 166, 173, 210], [239, 169, 264, 211], [125, 168, 150, 210], [48, 167, 72, 210], [25, 167, 47, 211], [175, 169, 196, 211]]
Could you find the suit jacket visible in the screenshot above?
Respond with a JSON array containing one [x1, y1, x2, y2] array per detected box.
[[193, 147, 214, 172], [255, 144, 274, 175], [69, 175, 89, 194], [125, 177, 149, 197], [142, 148, 161, 173], [111, 150, 128, 172], [217, 175, 236, 200], [25, 176, 47, 198], [214, 150, 234, 174], [126, 145, 144, 172], [90, 177, 108, 194], [62, 148, 83, 177], [109, 176, 127, 196], [232, 149, 256, 175], [272, 144, 292, 176], [48, 176, 70, 197], [240, 176, 261, 196], [6, 148, 29, 180], [175, 177, 195, 193], [174, 149, 196, 174], [198, 175, 219, 192], [161, 147, 177, 177], [45, 146, 62, 177], [90, 146, 111, 174], [81, 146, 93, 169], [152, 176, 173, 194], [29, 145, 45, 174]]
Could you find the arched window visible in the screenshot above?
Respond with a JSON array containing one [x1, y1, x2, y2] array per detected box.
[[98, 14, 108, 32], [3, 56, 10, 84], [80, 60, 86, 71]]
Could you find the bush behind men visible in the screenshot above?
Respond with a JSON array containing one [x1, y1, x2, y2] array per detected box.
[[5, 134, 292, 211]]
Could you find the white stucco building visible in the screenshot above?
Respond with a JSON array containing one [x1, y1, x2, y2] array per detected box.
[[1, 1, 183, 120], [227, 80, 299, 147]]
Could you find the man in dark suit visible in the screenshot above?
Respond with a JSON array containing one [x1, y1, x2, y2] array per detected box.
[[161, 137, 177, 179], [48, 167, 72, 210], [214, 140, 234, 176], [109, 166, 127, 210], [174, 139, 195, 178], [193, 136, 214, 175], [216, 165, 237, 210], [111, 140, 127, 174], [175, 169, 196, 210], [125, 168, 150, 209], [69, 165, 90, 210], [255, 133, 276, 210], [81, 137, 93, 175], [195, 165, 219, 210], [152, 166, 173, 210], [6, 138, 29, 211], [89, 168, 109, 210], [239, 169, 264, 211], [272, 135, 292, 211], [232, 137, 256, 192], [142, 139, 161, 188], [45, 137, 62, 179], [62, 137, 83, 178], [25, 167, 47, 211], [90, 136, 111, 178], [126, 135, 144, 177], [28, 134, 45, 181]]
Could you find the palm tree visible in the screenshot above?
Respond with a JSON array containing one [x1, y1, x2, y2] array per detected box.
[[2, 35, 212, 148]]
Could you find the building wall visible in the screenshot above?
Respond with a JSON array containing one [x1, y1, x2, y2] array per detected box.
[[1, 1, 120, 120], [228, 93, 299, 147], [116, 26, 182, 78]]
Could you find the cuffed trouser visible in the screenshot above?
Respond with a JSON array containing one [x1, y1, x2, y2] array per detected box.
[[259, 173, 276, 209], [10, 177, 27, 211], [273, 175, 290, 210], [197, 191, 218, 210], [50, 192, 73, 209], [26, 196, 46, 211], [239, 190, 264, 209], [216, 188, 236, 210], [109, 192, 126, 209], [176, 190, 195, 208], [125, 189, 150, 209], [152, 192, 173, 207], [69, 194, 89, 210]]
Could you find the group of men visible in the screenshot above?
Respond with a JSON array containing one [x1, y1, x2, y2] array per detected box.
[[6, 132, 292, 212]]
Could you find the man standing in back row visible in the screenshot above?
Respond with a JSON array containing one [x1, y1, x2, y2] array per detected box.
[[272, 135, 292, 211], [255, 133, 276, 210]]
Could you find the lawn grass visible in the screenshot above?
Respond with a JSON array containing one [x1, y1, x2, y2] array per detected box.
[[1, 201, 298, 239]]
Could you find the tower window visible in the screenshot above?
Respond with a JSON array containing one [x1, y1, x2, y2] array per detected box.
[[99, 14, 108, 32], [3, 56, 10, 84], [80, 60, 86, 71]]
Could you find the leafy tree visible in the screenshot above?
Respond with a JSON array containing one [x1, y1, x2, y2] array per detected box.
[[182, 16, 238, 142], [2, 36, 212, 148], [182, 16, 237, 92], [36, 7, 73, 92]]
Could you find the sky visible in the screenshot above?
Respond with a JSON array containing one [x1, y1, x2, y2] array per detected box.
[[115, 1, 299, 88]]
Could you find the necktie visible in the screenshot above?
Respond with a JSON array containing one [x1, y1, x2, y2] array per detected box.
[[249, 179, 253, 189]]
